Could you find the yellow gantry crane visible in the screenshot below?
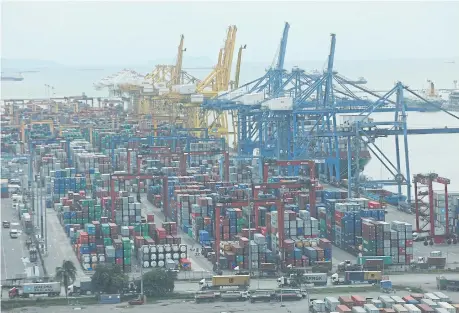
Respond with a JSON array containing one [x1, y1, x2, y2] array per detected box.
[[187, 25, 238, 143]]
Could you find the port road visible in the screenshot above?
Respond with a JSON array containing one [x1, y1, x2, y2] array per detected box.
[[6, 287, 459, 313], [0, 198, 39, 280], [172, 272, 457, 293], [42, 195, 87, 279]]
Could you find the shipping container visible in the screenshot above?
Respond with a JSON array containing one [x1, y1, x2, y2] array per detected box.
[[438, 303, 455, 313], [337, 305, 352, 313], [424, 294, 440, 303], [364, 304, 380, 313], [404, 304, 422, 313], [325, 297, 341, 312], [393, 304, 409, 313], [433, 293, 450, 303], [416, 304, 435, 313], [353, 307, 367, 313], [23, 282, 61, 295], [379, 295, 396, 308], [391, 296, 406, 304], [352, 295, 366, 306], [421, 299, 438, 309], [303, 273, 327, 285]]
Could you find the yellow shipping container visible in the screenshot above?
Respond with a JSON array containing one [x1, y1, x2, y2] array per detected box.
[[364, 271, 382, 281], [212, 275, 250, 287]]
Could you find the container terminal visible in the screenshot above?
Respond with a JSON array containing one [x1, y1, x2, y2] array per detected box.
[[2, 23, 459, 300]]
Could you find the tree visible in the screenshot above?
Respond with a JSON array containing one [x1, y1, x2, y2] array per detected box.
[[140, 268, 175, 296], [55, 260, 77, 299], [91, 264, 128, 294]]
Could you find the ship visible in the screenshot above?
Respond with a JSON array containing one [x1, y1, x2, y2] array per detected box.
[[442, 81, 459, 112], [404, 80, 445, 112], [1, 73, 24, 81]]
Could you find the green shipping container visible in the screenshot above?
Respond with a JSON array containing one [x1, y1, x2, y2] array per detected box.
[[357, 255, 393, 265]]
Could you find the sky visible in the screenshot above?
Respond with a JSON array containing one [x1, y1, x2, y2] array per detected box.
[[1, 1, 459, 67]]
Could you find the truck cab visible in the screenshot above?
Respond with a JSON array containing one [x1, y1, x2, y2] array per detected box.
[[3, 220, 10, 228]]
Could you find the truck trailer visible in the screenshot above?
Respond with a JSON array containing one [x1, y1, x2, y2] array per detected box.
[[9, 282, 61, 298]]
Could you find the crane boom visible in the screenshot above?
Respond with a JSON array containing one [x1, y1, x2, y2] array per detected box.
[[171, 35, 185, 86]]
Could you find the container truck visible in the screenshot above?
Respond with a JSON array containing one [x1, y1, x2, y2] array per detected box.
[[331, 271, 382, 285], [278, 273, 327, 287], [68, 277, 93, 296], [250, 290, 274, 303], [436, 276, 459, 291], [9, 282, 61, 298], [199, 275, 250, 290]]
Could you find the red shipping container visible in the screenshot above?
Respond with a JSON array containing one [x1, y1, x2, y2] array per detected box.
[[147, 214, 154, 222], [351, 295, 365, 306], [337, 305, 351, 313], [405, 240, 413, 247]]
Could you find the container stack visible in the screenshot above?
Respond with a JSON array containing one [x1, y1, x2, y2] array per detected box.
[[217, 238, 276, 270], [114, 193, 142, 225], [50, 170, 86, 202], [389, 221, 414, 264]]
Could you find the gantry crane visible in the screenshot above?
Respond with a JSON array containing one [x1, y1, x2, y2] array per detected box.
[[187, 25, 238, 143]]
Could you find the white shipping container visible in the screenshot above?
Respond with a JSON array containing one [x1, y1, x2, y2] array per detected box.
[[425, 293, 440, 303], [190, 94, 204, 103], [325, 297, 340, 312], [433, 292, 450, 303], [438, 302, 454, 313], [265, 96, 293, 110], [435, 309, 450, 313], [404, 304, 421, 313], [353, 307, 367, 313], [364, 304, 380, 313], [393, 304, 409, 313]]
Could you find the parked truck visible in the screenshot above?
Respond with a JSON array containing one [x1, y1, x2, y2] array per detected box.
[[68, 277, 93, 296], [436, 276, 459, 291], [199, 275, 250, 290], [9, 282, 61, 298], [331, 271, 382, 285], [278, 272, 327, 287]]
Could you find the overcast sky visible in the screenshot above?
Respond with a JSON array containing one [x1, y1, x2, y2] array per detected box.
[[2, 1, 458, 66]]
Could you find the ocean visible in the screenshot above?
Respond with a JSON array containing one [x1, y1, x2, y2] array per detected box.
[[1, 59, 459, 192]]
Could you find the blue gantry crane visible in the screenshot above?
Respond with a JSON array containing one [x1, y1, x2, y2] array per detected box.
[[202, 25, 459, 205]]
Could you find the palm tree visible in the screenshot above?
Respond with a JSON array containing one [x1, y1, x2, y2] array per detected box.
[[55, 260, 77, 298]]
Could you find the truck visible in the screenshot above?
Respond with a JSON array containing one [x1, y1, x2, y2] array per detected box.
[[436, 276, 459, 291], [199, 275, 250, 290], [278, 273, 327, 287], [331, 271, 382, 285], [220, 290, 249, 302], [9, 282, 61, 298], [250, 290, 274, 303], [68, 277, 93, 296]]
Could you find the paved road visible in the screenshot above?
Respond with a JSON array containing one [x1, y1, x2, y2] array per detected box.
[[173, 272, 459, 292], [140, 195, 214, 273], [8, 285, 459, 313], [1, 198, 42, 280], [37, 190, 88, 279]]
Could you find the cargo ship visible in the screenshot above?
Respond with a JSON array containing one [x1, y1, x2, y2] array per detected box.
[[1, 73, 24, 81], [404, 80, 445, 112]]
